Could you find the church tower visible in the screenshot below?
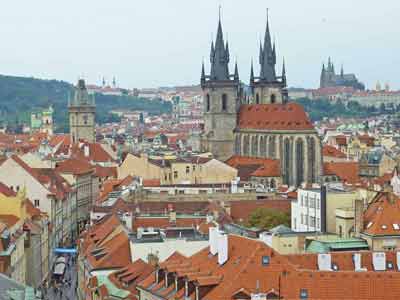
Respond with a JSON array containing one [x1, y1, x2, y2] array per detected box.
[[250, 14, 287, 104], [200, 14, 240, 161], [68, 79, 96, 143]]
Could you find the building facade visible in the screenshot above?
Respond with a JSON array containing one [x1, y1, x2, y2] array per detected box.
[[69, 79, 96, 143]]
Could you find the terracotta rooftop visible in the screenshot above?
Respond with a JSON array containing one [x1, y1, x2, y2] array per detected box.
[[323, 162, 360, 184], [237, 103, 315, 131], [322, 145, 347, 159], [225, 156, 280, 180]]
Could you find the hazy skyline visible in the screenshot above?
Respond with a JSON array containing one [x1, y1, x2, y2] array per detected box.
[[0, 0, 399, 89]]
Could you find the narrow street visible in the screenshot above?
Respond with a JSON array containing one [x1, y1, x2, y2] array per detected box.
[[46, 257, 78, 300]]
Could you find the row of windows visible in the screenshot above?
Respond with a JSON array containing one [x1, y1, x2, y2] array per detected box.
[[300, 214, 320, 229], [300, 195, 320, 209], [164, 165, 202, 181], [206, 94, 228, 112]]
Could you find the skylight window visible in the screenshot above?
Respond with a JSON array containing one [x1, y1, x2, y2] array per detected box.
[[367, 222, 373, 228], [393, 224, 400, 230], [382, 225, 387, 229], [300, 289, 308, 299], [262, 256, 270, 266], [332, 263, 339, 271]]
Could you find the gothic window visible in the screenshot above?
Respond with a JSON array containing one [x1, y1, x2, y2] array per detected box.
[[206, 94, 210, 112], [235, 135, 241, 154], [251, 136, 258, 157], [222, 94, 228, 111], [271, 94, 276, 103], [256, 93, 260, 104], [269, 136, 276, 158], [260, 136, 266, 156], [243, 135, 250, 156], [296, 139, 304, 186], [309, 138, 316, 183], [283, 139, 291, 185]]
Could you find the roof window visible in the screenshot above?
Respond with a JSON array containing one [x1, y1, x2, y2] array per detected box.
[[300, 289, 308, 299], [262, 255, 270, 266]]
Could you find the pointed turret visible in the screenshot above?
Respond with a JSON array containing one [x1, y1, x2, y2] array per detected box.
[[282, 58, 287, 87], [234, 61, 239, 81], [259, 11, 277, 82], [272, 40, 276, 65], [225, 41, 230, 62], [210, 41, 215, 64], [201, 61, 206, 85], [250, 59, 255, 84], [340, 64, 344, 78]]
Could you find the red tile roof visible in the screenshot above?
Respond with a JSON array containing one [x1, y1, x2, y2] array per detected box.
[[237, 103, 314, 130], [363, 192, 400, 236], [0, 214, 20, 228], [56, 157, 94, 175], [322, 145, 347, 159], [0, 182, 16, 197], [323, 162, 360, 184], [229, 199, 291, 222], [225, 156, 280, 180]]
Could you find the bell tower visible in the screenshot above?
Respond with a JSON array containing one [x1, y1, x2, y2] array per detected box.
[[68, 79, 96, 143], [200, 13, 240, 161]]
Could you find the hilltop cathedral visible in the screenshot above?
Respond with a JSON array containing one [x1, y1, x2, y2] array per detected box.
[[320, 57, 365, 90], [200, 15, 323, 186]]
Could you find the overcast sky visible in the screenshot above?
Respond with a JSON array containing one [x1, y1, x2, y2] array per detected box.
[[0, 0, 398, 89]]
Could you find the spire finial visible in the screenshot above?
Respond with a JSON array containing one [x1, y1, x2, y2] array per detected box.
[[250, 58, 255, 84], [234, 59, 239, 81], [219, 5, 222, 22], [282, 57, 287, 86]]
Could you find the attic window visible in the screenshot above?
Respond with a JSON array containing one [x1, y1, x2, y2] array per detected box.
[[382, 225, 387, 229], [300, 289, 308, 299], [393, 224, 400, 230], [262, 256, 270, 266]]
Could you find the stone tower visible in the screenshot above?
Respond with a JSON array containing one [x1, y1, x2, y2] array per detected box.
[[200, 15, 240, 161], [250, 15, 287, 104], [68, 79, 96, 143]]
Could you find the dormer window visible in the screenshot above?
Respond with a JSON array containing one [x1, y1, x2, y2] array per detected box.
[[300, 289, 308, 299], [262, 255, 270, 266]]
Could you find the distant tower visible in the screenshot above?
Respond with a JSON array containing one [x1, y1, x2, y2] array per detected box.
[[112, 76, 117, 88], [200, 10, 240, 161], [251, 13, 287, 104], [385, 82, 390, 92], [102, 77, 106, 88], [68, 79, 96, 143]]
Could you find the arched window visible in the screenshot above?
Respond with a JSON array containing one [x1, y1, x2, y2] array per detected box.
[[222, 94, 228, 111], [296, 139, 304, 186], [251, 136, 258, 157], [270, 179, 276, 189], [309, 138, 316, 183], [256, 93, 260, 104], [270, 94, 276, 103], [338, 225, 343, 238], [243, 135, 250, 156], [268, 136, 276, 158], [206, 94, 210, 112], [260, 136, 266, 156], [283, 139, 291, 185]]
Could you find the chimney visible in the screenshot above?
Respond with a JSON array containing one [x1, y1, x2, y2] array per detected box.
[[354, 198, 364, 237], [217, 233, 228, 265], [209, 227, 218, 255], [84, 145, 90, 157]]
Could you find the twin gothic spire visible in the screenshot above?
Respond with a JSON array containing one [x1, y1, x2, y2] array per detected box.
[[201, 10, 286, 86]]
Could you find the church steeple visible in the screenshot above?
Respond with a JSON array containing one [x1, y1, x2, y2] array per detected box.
[[201, 61, 206, 85], [259, 10, 277, 82], [209, 12, 230, 81]]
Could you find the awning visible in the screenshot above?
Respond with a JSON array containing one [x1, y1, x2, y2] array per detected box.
[[54, 248, 77, 254]]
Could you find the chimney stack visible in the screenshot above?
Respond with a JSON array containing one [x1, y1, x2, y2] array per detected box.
[[217, 233, 228, 265]]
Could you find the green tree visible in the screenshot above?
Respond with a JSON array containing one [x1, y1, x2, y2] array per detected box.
[[245, 207, 290, 230]]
